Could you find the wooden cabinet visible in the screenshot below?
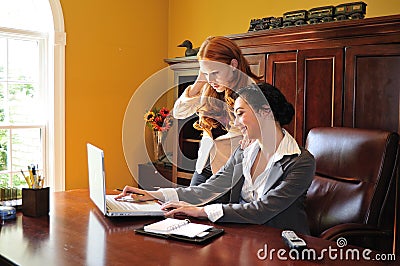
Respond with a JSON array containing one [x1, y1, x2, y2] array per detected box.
[[164, 14, 399, 251], [228, 14, 400, 253], [230, 15, 400, 146]]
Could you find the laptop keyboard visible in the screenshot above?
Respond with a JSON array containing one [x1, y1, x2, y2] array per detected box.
[[105, 195, 163, 212], [106, 198, 138, 211]]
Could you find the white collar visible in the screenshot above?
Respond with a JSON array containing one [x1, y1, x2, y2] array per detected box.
[[243, 129, 300, 163], [272, 129, 301, 162], [241, 129, 301, 201]]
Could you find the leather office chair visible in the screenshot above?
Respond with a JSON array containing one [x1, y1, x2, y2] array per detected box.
[[305, 127, 399, 253]]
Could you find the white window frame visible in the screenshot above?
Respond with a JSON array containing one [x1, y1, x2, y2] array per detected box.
[[0, 29, 48, 188], [48, 0, 66, 191], [0, 0, 66, 191]]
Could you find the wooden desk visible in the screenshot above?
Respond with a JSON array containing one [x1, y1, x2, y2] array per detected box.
[[0, 190, 396, 265]]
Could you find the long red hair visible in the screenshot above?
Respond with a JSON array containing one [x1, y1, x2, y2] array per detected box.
[[194, 36, 262, 137]]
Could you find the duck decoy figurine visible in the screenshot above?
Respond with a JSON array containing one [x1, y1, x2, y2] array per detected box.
[[177, 40, 199, 57]]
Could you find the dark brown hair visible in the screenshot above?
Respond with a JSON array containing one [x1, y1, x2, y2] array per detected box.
[[237, 82, 295, 126]]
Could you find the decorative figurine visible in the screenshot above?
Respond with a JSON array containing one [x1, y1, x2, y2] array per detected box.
[[283, 10, 308, 27], [269, 17, 283, 28], [334, 2, 367, 20], [308, 6, 335, 24], [247, 2, 367, 30], [248, 17, 282, 32], [177, 40, 199, 57]]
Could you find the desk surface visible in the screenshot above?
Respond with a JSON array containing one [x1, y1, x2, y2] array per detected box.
[[0, 189, 396, 265]]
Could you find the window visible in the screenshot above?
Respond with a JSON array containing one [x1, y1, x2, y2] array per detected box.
[[0, 34, 46, 188], [0, 0, 66, 191]]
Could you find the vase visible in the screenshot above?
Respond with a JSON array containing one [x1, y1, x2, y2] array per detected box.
[[152, 131, 165, 162]]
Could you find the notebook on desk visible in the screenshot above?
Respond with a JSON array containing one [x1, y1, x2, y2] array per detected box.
[[87, 143, 164, 217], [134, 218, 224, 244]]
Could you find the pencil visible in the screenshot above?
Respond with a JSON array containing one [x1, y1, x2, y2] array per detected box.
[[21, 169, 32, 188]]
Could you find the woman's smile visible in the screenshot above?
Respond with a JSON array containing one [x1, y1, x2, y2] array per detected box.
[[239, 125, 247, 136]]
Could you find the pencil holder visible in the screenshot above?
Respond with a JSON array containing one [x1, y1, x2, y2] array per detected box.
[[22, 187, 49, 217]]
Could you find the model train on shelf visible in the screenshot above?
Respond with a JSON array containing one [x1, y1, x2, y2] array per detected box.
[[248, 1, 367, 31]]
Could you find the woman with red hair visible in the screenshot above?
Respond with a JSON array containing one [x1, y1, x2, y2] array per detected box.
[[173, 36, 261, 185]]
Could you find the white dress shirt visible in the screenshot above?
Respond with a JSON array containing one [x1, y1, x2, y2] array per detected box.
[[173, 85, 241, 174]]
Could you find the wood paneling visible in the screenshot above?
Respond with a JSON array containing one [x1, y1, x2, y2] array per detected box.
[[344, 44, 400, 133], [266, 52, 297, 137], [265, 48, 343, 145], [297, 48, 344, 145]]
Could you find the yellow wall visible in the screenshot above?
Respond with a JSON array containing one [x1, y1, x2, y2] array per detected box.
[[61, 0, 169, 189], [168, 0, 400, 58], [61, 0, 399, 190]]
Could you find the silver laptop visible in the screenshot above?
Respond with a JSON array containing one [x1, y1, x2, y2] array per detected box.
[[87, 143, 164, 217]]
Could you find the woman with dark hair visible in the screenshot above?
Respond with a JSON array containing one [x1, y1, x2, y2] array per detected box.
[[117, 82, 315, 234], [173, 36, 261, 186]]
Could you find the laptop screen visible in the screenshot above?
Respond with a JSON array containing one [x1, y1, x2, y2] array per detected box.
[[87, 143, 107, 215]]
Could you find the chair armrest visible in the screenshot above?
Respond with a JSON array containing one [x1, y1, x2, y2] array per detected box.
[[320, 223, 394, 252], [320, 223, 392, 240]]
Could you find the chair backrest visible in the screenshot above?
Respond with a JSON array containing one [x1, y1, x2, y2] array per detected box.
[[305, 127, 399, 237]]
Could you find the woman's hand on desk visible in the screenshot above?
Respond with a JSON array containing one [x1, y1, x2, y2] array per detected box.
[[114, 186, 155, 201], [161, 201, 207, 219]]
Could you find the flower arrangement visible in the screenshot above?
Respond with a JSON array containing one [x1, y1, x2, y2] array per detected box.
[[144, 107, 172, 132]]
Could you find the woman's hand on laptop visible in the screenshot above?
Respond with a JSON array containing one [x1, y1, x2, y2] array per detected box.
[[114, 186, 155, 201]]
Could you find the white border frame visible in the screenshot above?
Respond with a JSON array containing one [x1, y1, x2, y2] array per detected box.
[[48, 0, 65, 191]]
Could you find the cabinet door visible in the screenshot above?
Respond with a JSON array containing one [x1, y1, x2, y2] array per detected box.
[[267, 49, 343, 145], [344, 43, 400, 256], [343, 44, 400, 133], [297, 48, 344, 145], [266, 52, 297, 138]]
